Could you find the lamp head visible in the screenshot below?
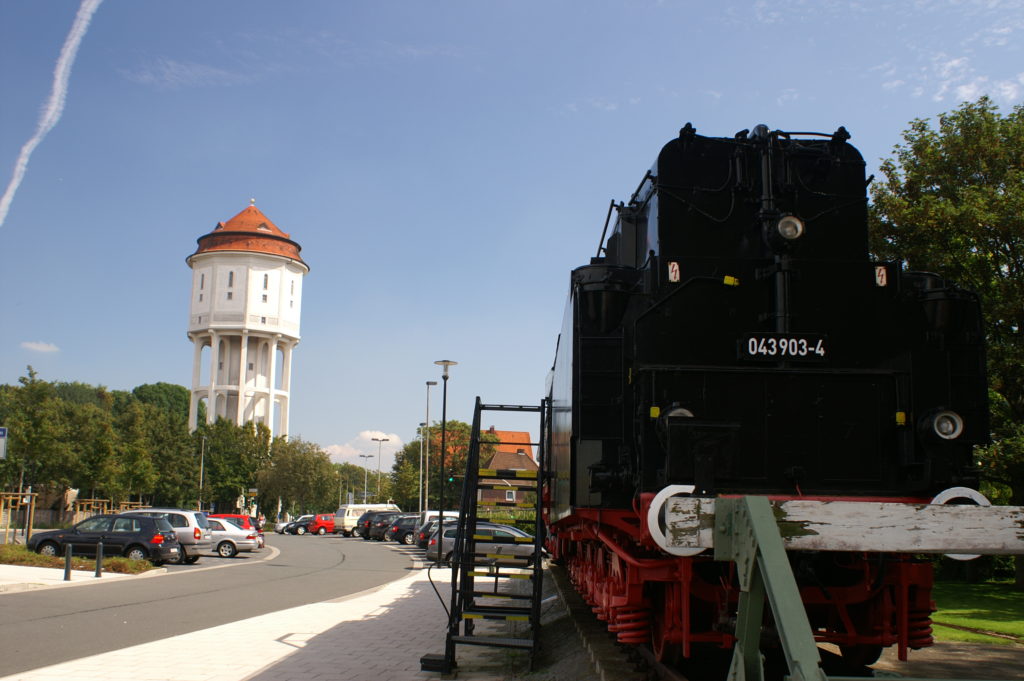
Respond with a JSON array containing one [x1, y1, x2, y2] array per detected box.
[[434, 359, 458, 378], [427, 381, 438, 386]]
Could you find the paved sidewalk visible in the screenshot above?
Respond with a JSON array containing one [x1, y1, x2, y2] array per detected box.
[[0, 565, 515, 681], [0, 564, 135, 593]]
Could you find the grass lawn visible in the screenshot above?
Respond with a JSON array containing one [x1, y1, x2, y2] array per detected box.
[[931, 580, 1024, 645], [0, 543, 155, 574]]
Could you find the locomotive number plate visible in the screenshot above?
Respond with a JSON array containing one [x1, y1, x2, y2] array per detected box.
[[740, 333, 827, 361]]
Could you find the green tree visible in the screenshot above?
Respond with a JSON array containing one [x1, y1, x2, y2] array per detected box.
[[419, 421, 498, 511], [390, 440, 425, 511], [256, 437, 338, 515], [0, 367, 74, 490], [64, 400, 120, 500], [114, 401, 161, 502], [869, 96, 1024, 587], [132, 382, 191, 423]]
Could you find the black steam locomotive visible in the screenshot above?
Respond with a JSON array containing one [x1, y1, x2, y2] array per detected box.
[[543, 124, 989, 666]]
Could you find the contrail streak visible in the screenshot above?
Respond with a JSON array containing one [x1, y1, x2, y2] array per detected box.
[[0, 0, 104, 228]]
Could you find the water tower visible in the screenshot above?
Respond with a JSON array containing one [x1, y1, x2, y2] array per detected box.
[[185, 201, 308, 437]]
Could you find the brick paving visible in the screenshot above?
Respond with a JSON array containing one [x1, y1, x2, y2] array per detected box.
[[0, 565, 520, 681]]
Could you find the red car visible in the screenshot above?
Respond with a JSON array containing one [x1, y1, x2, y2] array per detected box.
[[305, 514, 338, 535]]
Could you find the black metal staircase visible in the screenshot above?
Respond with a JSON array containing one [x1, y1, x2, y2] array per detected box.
[[423, 397, 548, 673]]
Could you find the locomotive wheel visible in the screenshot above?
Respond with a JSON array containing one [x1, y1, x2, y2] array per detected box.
[[650, 582, 682, 664]]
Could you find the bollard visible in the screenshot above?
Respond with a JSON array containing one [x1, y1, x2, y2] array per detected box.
[[94, 540, 103, 578], [64, 544, 72, 581]]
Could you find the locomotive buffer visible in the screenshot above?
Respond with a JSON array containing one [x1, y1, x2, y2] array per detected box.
[[421, 398, 548, 674]]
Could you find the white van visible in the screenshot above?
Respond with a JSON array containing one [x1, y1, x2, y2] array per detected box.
[[334, 503, 400, 536], [418, 509, 462, 527]]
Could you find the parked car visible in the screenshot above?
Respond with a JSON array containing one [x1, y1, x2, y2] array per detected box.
[[367, 511, 404, 540], [209, 513, 254, 530], [28, 513, 181, 565], [206, 517, 262, 558], [334, 503, 400, 537], [281, 514, 314, 535], [305, 513, 338, 535], [428, 523, 536, 565], [385, 515, 422, 544], [210, 513, 264, 548], [352, 511, 376, 538], [415, 518, 459, 550], [127, 508, 212, 564]]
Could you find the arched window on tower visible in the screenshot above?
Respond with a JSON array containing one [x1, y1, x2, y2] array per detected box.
[[228, 271, 234, 287], [263, 274, 268, 290], [200, 273, 205, 290]]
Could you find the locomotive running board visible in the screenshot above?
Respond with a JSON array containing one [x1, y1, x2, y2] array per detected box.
[[713, 496, 1009, 681], [657, 495, 1024, 555]]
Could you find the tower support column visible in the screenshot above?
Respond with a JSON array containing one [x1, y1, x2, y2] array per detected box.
[[237, 330, 249, 424], [208, 331, 220, 423]]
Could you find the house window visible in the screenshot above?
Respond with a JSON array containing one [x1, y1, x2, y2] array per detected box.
[[228, 271, 234, 287], [290, 280, 295, 295], [226, 291, 233, 300], [290, 300, 293, 308], [260, 316, 266, 324], [262, 294, 268, 303], [198, 294, 203, 302], [263, 274, 268, 289], [248, 362, 254, 371], [505, 490, 515, 502], [218, 362, 223, 370], [200, 273, 205, 289]]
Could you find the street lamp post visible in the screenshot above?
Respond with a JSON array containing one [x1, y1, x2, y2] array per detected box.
[[198, 436, 205, 511], [372, 436, 389, 500], [424, 380, 437, 510], [418, 422, 426, 515], [358, 453, 374, 501], [434, 360, 456, 561]]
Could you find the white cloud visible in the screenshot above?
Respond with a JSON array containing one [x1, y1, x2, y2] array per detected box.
[[882, 79, 906, 91], [21, 341, 60, 353], [326, 429, 404, 466], [120, 58, 254, 90], [776, 88, 800, 106]]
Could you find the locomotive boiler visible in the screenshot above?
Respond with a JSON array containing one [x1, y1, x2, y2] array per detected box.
[[543, 123, 991, 669]]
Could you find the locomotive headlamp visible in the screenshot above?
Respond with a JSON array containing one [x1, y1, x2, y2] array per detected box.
[[931, 410, 964, 440], [776, 215, 805, 240]]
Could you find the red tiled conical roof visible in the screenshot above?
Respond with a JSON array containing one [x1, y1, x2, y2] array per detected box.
[[189, 204, 307, 268]]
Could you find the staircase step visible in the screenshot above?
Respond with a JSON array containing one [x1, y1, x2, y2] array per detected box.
[[450, 635, 535, 649], [471, 590, 531, 600], [469, 569, 534, 580], [463, 608, 532, 622]]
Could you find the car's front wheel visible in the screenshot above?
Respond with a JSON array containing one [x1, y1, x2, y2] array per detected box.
[[217, 541, 238, 558], [124, 545, 148, 562], [37, 541, 60, 557]]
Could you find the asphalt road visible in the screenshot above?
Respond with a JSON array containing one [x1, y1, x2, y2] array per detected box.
[[0, 533, 415, 676]]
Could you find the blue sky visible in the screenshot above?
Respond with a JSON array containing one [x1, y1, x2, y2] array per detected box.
[[2, 0, 1022, 472]]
